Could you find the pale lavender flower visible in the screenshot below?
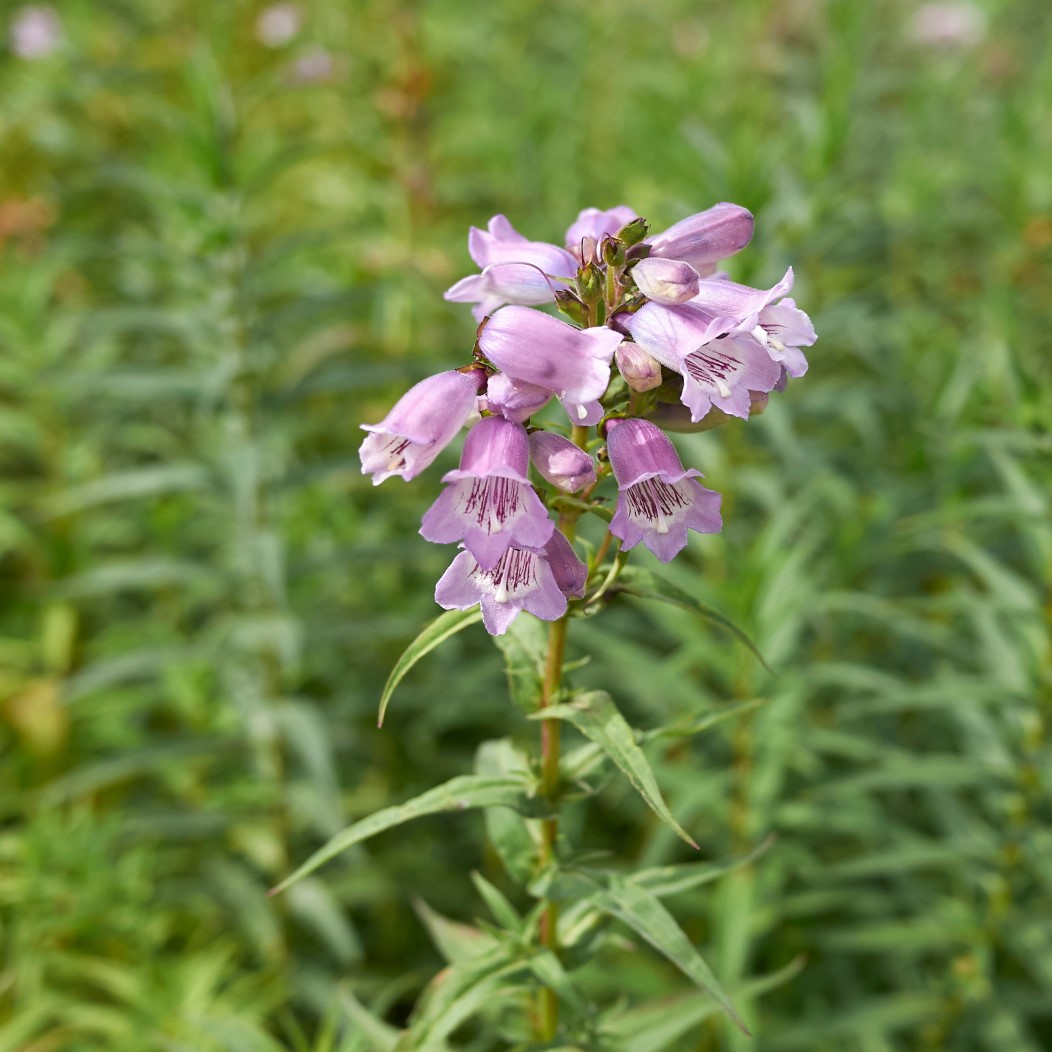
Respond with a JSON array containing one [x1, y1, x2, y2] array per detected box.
[[435, 544, 570, 636], [909, 1, 986, 49], [420, 416, 553, 569], [614, 342, 663, 392], [256, 3, 301, 47], [565, 206, 638, 259], [478, 306, 623, 425], [607, 418, 722, 563], [484, 372, 552, 423], [359, 369, 483, 485], [445, 216, 577, 319], [529, 432, 596, 494], [631, 257, 701, 305], [623, 303, 781, 422], [646, 203, 754, 275], [9, 5, 61, 59], [688, 267, 815, 378]]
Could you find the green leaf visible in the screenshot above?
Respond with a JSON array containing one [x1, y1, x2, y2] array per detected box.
[[338, 989, 402, 1052], [606, 956, 804, 1052], [413, 899, 498, 965], [587, 877, 750, 1036], [470, 871, 522, 932], [271, 775, 543, 895], [475, 740, 541, 884], [492, 614, 547, 711], [531, 691, 697, 849], [611, 566, 770, 671], [630, 837, 775, 898], [525, 948, 587, 1013], [378, 609, 482, 727]]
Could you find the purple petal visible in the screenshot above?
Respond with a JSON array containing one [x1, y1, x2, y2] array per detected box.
[[688, 267, 794, 322], [468, 215, 577, 276], [444, 262, 559, 315], [678, 333, 782, 422], [479, 307, 622, 406], [615, 343, 663, 392], [544, 531, 587, 598], [565, 205, 638, 252], [606, 418, 699, 489], [622, 302, 735, 373], [647, 203, 754, 271], [485, 373, 552, 423], [444, 417, 530, 482], [359, 369, 483, 484]]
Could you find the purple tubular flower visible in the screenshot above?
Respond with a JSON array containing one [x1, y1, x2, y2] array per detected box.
[[631, 257, 700, 305], [607, 418, 722, 563], [435, 546, 570, 636], [565, 206, 638, 257], [444, 216, 577, 318], [420, 416, 554, 569], [484, 372, 552, 423], [623, 303, 781, 422], [688, 267, 815, 378], [359, 369, 483, 485], [478, 306, 623, 425], [647, 203, 754, 274], [529, 432, 597, 493]]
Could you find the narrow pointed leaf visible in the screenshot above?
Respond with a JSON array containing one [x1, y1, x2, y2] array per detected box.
[[589, 878, 750, 1036], [338, 989, 402, 1052], [531, 691, 697, 848], [378, 609, 482, 726], [271, 775, 542, 895], [631, 837, 775, 898], [611, 566, 770, 671], [413, 898, 498, 965]]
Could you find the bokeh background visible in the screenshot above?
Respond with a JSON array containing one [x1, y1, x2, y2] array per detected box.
[[1, 0, 1050, 1049]]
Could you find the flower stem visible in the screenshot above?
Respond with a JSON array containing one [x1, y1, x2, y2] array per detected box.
[[535, 423, 589, 1040]]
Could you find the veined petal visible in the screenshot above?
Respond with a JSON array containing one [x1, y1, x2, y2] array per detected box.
[[622, 301, 735, 372], [479, 306, 622, 407], [468, 216, 577, 276]]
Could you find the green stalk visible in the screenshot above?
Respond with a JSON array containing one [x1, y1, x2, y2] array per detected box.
[[535, 422, 589, 1041]]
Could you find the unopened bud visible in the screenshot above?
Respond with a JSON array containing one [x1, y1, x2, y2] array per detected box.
[[615, 343, 663, 392], [576, 262, 603, 305], [616, 217, 649, 247], [554, 289, 588, 325], [600, 236, 626, 268], [631, 257, 700, 305]]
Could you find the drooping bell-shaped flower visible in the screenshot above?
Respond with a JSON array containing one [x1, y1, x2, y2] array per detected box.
[[623, 302, 781, 422], [529, 432, 597, 494], [646, 203, 754, 275], [542, 530, 587, 598], [444, 216, 577, 319], [434, 542, 572, 636], [420, 416, 554, 569], [687, 267, 815, 378], [478, 305, 623, 425], [607, 418, 722, 563], [359, 369, 484, 485]]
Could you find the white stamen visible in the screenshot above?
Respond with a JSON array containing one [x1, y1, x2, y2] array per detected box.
[[715, 378, 731, 399], [576, 404, 588, 421]]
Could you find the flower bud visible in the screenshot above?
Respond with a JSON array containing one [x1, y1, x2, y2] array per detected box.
[[630, 257, 700, 305], [615, 343, 663, 392], [616, 217, 649, 247], [554, 288, 588, 326], [575, 262, 604, 305], [600, 236, 626, 267], [529, 431, 597, 494]]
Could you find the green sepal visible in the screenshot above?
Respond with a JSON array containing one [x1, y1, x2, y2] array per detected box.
[[530, 691, 697, 848], [378, 609, 482, 727]]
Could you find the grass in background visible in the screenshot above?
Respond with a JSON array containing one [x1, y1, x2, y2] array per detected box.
[[1, 0, 1049, 1049]]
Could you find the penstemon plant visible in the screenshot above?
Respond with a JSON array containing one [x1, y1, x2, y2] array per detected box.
[[274, 203, 816, 1049]]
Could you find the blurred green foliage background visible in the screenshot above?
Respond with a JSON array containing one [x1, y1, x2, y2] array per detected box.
[[1, 0, 1050, 1048]]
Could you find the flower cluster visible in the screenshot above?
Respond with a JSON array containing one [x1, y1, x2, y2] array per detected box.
[[360, 204, 816, 634]]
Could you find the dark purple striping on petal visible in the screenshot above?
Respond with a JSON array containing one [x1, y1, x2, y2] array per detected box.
[[626, 478, 691, 522], [383, 435, 413, 465], [473, 548, 538, 591], [462, 477, 521, 533], [683, 349, 740, 386]]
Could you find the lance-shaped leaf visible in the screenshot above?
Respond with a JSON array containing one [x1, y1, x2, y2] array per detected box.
[[475, 739, 541, 884], [271, 774, 544, 895], [531, 691, 697, 849], [587, 877, 750, 1036], [414, 898, 498, 965], [378, 609, 482, 727], [611, 565, 770, 671], [630, 837, 775, 898], [339, 989, 403, 1052]]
